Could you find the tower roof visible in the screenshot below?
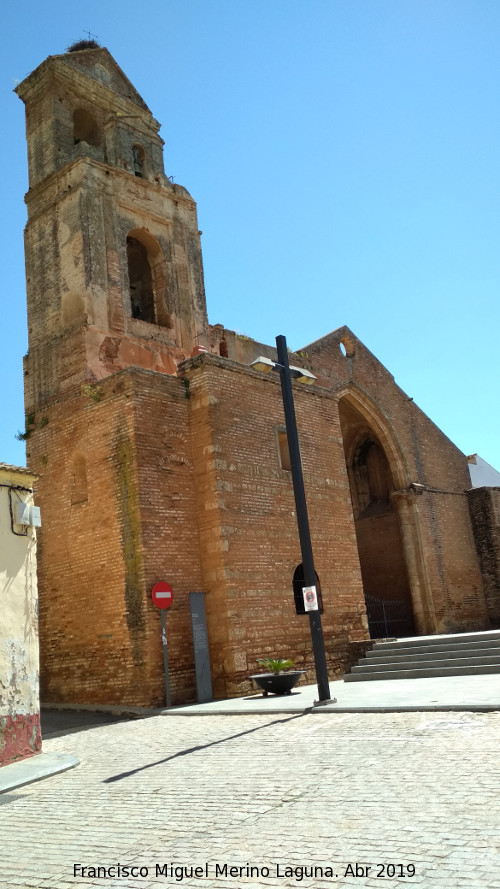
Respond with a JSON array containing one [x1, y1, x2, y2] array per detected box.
[[16, 46, 152, 115]]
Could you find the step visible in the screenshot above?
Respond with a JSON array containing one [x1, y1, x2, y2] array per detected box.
[[370, 629, 500, 653], [364, 643, 500, 662], [351, 653, 500, 674], [344, 663, 500, 681]]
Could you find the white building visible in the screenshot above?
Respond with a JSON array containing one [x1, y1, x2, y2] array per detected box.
[[0, 463, 40, 766], [468, 454, 500, 488]]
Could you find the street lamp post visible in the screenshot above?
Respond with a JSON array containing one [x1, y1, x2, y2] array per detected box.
[[252, 335, 331, 703]]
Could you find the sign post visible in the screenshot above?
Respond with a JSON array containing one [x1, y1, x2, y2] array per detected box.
[[152, 582, 173, 708], [275, 335, 331, 702]]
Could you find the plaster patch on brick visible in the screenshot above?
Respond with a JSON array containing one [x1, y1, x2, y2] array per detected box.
[[0, 639, 40, 715]]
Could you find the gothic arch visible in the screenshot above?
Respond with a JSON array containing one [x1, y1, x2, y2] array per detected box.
[[337, 384, 409, 490], [338, 384, 435, 636]]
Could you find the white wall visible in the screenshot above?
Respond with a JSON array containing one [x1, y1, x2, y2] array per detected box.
[[468, 454, 500, 488], [0, 463, 40, 765]]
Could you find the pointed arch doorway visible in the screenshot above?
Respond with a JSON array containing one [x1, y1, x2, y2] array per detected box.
[[338, 395, 415, 639]]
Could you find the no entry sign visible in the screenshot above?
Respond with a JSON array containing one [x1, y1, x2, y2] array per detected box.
[[152, 582, 173, 708], [303, 585, 319, 612], [152, 581, 174, 609]]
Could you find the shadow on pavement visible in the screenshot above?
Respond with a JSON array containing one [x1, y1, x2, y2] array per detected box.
[[41, 708, 135, 740], [103, 712, 306, 784]]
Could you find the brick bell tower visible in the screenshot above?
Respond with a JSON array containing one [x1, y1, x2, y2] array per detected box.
[[17, 42, 208, 414], [15, 44, 211, 707]]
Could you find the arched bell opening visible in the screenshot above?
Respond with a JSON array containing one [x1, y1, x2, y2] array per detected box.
[[73, 108, 101, 147], [126, 228, 173, 328], [127, 235, 155, 322], [132, 144, 146, 179]]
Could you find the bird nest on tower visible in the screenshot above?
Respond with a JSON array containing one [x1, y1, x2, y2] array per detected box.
[[66, 39, 101, 53]]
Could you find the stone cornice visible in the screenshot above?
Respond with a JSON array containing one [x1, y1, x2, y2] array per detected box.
[[24, 156, 195, 220]]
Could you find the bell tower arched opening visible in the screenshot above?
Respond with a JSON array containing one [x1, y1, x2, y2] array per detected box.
[[127, 235, 156, 322], [73, 108, 101, 147], [339, 395, 415, 639], [132, 144, 146, 178], [126, 228, 173, 329]]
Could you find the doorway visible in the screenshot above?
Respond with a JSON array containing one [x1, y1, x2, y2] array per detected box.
[[339, 398, 415, 639]]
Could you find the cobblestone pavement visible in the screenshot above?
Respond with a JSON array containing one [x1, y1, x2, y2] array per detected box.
[[1, 710, 499, 889]]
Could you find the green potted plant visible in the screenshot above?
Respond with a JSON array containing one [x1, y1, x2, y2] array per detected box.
[[250, 657, 306, 696]]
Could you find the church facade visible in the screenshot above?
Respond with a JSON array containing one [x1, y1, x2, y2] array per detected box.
[[16, 46, 496, 706]]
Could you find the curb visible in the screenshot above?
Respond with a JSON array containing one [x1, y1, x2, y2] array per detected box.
[[0, 752, 80, 795]]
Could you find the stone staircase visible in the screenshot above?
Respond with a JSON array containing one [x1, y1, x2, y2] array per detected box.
[[344, 629, 500, 681]]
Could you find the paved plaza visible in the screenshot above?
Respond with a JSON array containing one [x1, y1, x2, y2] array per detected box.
[[1, 707, 500, 889], [162, 672, 500, 715]]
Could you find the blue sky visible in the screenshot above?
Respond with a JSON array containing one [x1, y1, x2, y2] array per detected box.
[[2, 0, 499, 470]]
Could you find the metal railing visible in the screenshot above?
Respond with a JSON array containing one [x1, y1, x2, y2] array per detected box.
[[365, 594, 415, 639]]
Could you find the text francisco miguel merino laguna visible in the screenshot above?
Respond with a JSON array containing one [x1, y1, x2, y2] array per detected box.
[[73, 862, 417, 881], [73, 863, 336, 881]]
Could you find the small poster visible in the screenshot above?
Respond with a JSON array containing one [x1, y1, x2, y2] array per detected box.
[[303, 585, 318, 612]]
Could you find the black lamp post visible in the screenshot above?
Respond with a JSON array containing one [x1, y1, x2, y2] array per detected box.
[[252, 335, 331, 703]]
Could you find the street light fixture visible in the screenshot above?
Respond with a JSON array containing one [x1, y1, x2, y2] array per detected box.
[[251, 335, 332, 703], [251, 355, 317, 386]]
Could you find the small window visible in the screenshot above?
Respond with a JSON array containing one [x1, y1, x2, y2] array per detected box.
[[292, 564, 324, 615], [277, 429, 291, 471], [132, 144, 145, 178], [339, 334, 355, 358]]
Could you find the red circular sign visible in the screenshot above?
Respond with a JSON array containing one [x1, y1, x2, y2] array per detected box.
[[152, 582, 174, 609]]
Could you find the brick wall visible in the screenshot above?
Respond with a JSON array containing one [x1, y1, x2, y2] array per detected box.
[[29, 338, 493, 707], [468, 487, 500, 626], [29, 352, 371, 706], [132, 370, 205, 704], [30, 376, 147, 705], [183, 354, 367, 698], [306, 327, 488, 634], [355, 512, 411, 602]]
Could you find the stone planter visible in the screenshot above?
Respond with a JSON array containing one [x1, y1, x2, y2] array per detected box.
[[250, 670, 306, 696]]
